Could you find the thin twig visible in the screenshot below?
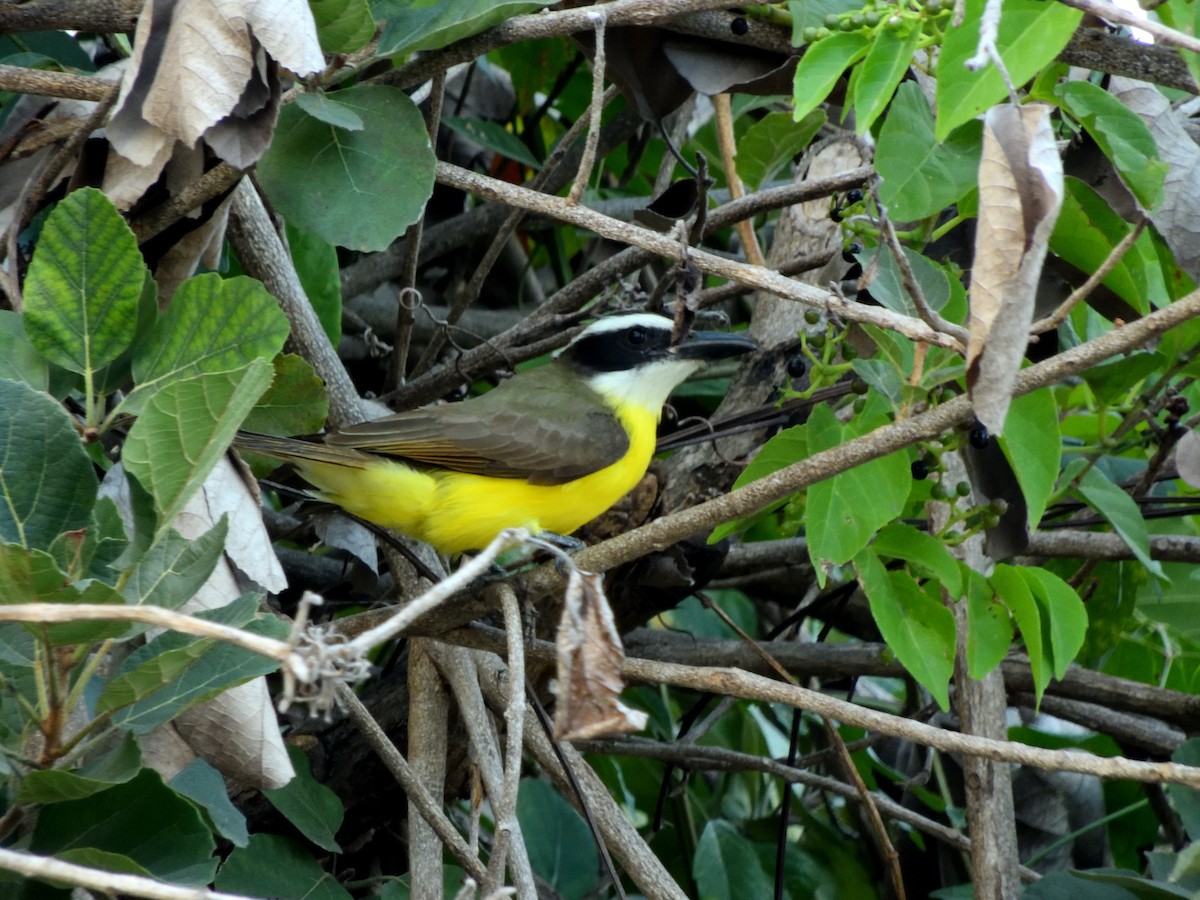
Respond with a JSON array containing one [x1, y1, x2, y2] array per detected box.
[[1055, 0, 1200, 54], [436, 161, 965, 351], [713, 93, 765, 266], [568, 9, 608, 204], [877, 198, 969, 343], [336, 683, 489, 882], [0, 846, 258, 900]]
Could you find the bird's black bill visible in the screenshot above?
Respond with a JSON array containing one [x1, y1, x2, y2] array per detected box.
[[672, 330, 758, 361]]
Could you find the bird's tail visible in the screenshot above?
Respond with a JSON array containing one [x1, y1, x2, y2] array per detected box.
[[233, 432, 373, 469]]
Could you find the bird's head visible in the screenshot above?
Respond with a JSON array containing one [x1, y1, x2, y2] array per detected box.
[[555, 313, 757, 413]]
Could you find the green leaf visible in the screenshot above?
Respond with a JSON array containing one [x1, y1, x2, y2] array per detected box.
[[241, 353, 329, 436], [1170, 739, 1200, 842], [1082, 352, 1163, 406], [95, 638, 215, 714], [517, 779, 599, 900], [19, 733, 142, 804], [792, 32, 870, 124], [806, 402, 911, 580], [997, 387, 1061, 531], [286, 224, 342, 346], [22, 187, 147, 376], [310, 0, 375, 53], [854, 550, 955, 710], [264, 744, 344, 852], [31, 769, 217, 887], [877, 82, 983, 220], [1051, 178, 1167, 315], [109, 595, 283, 733], [443, 115, 542, 169], [965, 568, 1013, 679], [257, 84, 437, 252], [990, 563, 1050, 700], [217, 834, 353, 900], [1022, 567, 1087, 680], [937, 0, 1083, 140], [0, 311, 48, 391], [122, 361, 274, 539], [736, 110, 826, 190], [0, 378, 96, 550], [121, 518, 228, 610], [1075, 466, 1165, 579], [871, 522, 963, 598], [171, 758, 250, 847], [858, 243, 952, 317], [1055, 80, 1166, 210], [0, 543, 130, 644], [294, 91, 365, 131], [709, 424, 807, 544], [694, 820, 775, 900], [124, 274, 289, 415], [853, 20, 921, 135], [377, 0, 548, 55]]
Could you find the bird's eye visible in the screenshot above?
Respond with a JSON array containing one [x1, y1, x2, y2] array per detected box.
[[628, 326, 647, 345]]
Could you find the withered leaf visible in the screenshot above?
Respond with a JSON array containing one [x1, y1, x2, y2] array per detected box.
[[966, 103, 1064, 434], [553, 568, 648, 742]]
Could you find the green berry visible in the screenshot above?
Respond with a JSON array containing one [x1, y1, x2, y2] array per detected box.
[[824, 13, 842, 28], [955, 481, 971, 497], [850, 377, 869, 395], [804, 308, 821, 325], [852, 396, 867, 413]]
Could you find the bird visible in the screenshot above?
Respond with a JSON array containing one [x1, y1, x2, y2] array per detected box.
[[235, 313, 756, 555]]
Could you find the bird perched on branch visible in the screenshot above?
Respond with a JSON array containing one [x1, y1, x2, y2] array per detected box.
[[236, 313, 755, 554]]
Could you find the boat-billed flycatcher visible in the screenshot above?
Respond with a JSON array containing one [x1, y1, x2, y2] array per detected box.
[[236, 314, 755, 554]]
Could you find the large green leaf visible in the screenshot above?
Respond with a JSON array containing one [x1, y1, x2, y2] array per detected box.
[[0, 378, 95, 550], [806, 402, 911, 580], [694, 820, 776, 900], [876, 82, 982, 220], [735, 110, 826, 190], [871, 522, 963, 598], [965, 568, 1013, 679], [19, 733, 142, 804], [170, 758, 250, 847], [990, 563, 1050, 701], [217, 834, 352, 900], [22, 187, 147, 376], [124, 274, 288, 415], [122, 360, 274, 539], [1022, 567, 1087, 680], [792, 32, 870, 124], [310, 0, 375, 53], [517, 778, 599, 900], [0, 311, 48, 391], [285, 224, 342, 346], [853, 20, 921, 135], [31, 769, 217, 886], [256, 85, 437, 252], [998, 387, 1061, 532], [937, 0, 1083, 139], [854, 550, 955, 710], [109, 595, 284, 733], [241, 353, 329, 436], [95, 638, 216, 715], [1051, 178, 1168, 315], [709, 423, 807, 543], [120, 518, 228, 610], [1075, 465, 1165, 579], [1055, 80, 1166, 210], [377, 0, 548, 55], [263, 745, 344, 853]]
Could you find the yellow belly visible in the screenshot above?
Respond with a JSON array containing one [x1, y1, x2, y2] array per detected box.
[[295, 405, 657, 555]]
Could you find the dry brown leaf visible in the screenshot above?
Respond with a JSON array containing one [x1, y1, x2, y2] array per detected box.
[[966, 103, 1064, 434], [108, 0, 323, 172], [553, 569, 648, 741], [1109, 77, 1200, 282]]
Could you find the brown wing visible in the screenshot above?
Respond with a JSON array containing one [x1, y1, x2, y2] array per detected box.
[[325, 366, 630, 485]]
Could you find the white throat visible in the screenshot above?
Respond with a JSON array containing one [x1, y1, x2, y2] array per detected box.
[[585, 359, 704, 415]]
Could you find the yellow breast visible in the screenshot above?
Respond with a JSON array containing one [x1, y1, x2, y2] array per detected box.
[[295, 402, 658, 555]]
